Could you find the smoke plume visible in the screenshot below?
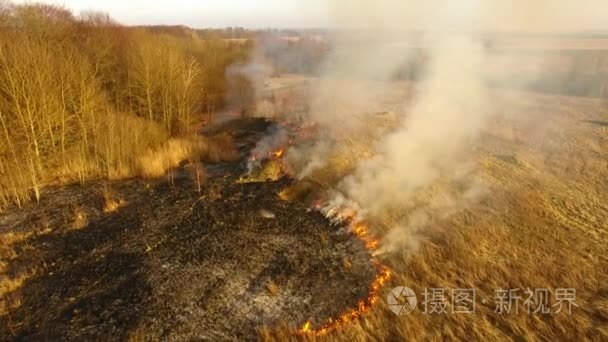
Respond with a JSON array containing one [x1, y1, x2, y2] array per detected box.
[[292, 0, 608, 254], [248, 125, 288, 173], [339, 35, 485, 217]]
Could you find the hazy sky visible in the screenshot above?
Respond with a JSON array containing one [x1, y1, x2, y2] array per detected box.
[[12, 0, 330, 28], [11, 0, 608, 31]]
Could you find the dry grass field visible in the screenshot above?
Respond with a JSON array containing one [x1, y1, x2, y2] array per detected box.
[[1, 65, 607, 339], [1, 22, 608, 337], [2, 0, 608, 338], [261, 89, 608, 340]]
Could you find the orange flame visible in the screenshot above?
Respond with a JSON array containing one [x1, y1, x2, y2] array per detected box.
[[299, 265, 391, 336], [297, 206, 391, 336], [300, 321, 311, 333], [351, 222, 380, 251], [271, 149, 284, 159]]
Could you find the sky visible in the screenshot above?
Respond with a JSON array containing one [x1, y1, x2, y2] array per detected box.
[[11, 0, 330, 28], [10, 0, 608, 31]]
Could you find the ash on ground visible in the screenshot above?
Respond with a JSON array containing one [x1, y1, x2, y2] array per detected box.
[[0, 119, 377, 341]]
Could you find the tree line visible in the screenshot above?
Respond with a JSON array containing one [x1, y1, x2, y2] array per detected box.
[[0, 2, 253, 209]]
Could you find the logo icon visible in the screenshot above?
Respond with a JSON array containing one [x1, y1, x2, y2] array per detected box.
[[388, 286, 417, 315]]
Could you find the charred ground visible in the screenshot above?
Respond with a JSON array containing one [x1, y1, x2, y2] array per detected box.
[[0, 118, 377, 340]]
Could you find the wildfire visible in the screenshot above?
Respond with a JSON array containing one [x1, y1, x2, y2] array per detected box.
[[246, 119, 316, 173], [261, 119, 390, 336], [299, 321, 311, 333], [299, 264, 391, 336], [271, 149, 284, 159], [297, 205, 391, 336], [351, 222, 381, 251]]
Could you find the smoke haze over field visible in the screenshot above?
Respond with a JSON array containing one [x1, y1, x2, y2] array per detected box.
[[290, 0, 608, 254], [329, 0, 608, 32], [338, 36, 485, 216]]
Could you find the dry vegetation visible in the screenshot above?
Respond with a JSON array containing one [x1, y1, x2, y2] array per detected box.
[[0, 1, 253, 211], [0, 74, 606, 339], [0, 231, 37, 317], [262, 90, 608, 341], [1, 1, 607, 339]]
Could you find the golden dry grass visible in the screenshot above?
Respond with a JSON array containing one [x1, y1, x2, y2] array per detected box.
[[261, 91, 608, 340], [2, 87, 606, 339], [0, 131, 238, 213], [239, 159, 285, 183], [0, 231, 37, 317], [137, 133, 239, 179], [137, 137, 200, 179]]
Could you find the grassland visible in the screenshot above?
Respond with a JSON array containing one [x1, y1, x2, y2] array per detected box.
[[262, 89, 608, 341]]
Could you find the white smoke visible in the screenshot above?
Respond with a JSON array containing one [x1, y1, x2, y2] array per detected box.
[[225, 44, 273, 115], [339, 35, 486, 217], [247, 125, 288, 173], [292, 0, 608, 254]]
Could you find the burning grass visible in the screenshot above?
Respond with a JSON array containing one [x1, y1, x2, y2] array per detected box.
[[299, 264, 391, 336], [241, 130, 396, 337], [260, 91, 608, 341], [239, 159, 286, 183], [294, 206, 391, 336], [242, 131, 397, 336], [0, 118, 381, 340], [1, 87, 607, 340]]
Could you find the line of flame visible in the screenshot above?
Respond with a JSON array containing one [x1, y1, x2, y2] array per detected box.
[[298, 208, 392, 336]]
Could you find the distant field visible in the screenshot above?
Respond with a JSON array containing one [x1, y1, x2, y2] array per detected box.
[[490, 37, 608, 51]]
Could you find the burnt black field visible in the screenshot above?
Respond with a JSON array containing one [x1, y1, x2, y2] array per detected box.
[[0, 119, 376, 340]]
